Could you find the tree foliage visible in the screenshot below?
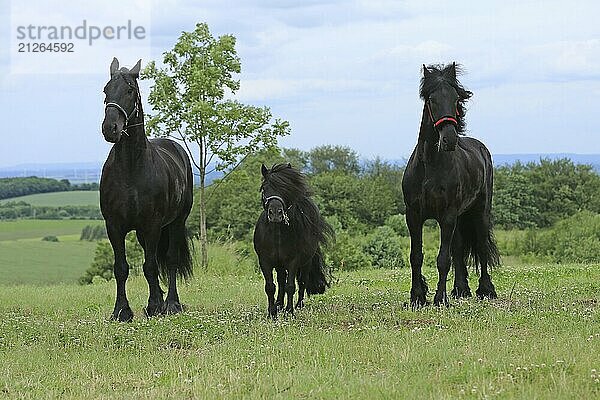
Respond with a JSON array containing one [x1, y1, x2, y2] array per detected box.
[[142, 22, 289, 267], [493, 159, 600, 228], [79, 233, 144, 285]]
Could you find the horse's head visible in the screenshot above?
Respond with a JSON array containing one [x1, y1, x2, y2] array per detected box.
[[260, 163, 299, 225], [102, 57, 142, 143], [421, 62, 472, 152]]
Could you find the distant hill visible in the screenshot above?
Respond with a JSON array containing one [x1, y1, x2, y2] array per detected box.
[[492, 154, 600, 172], [1, 154, 598, 182], [0, 162, 223, 185], [388, 154, 600, 173]]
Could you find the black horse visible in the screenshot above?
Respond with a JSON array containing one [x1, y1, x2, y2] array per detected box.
[[402, 63, 499, 307], [253, 163, 334, 318], [100, 58, 193, 322]]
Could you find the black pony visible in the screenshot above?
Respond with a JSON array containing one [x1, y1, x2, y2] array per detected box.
[[100, 58, 193, 321], [402, 63, 499, 307], [253, 163, 334, 318]]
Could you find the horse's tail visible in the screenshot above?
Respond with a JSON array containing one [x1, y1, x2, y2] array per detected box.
[[156, 224, 194, 281], [458, 213, 500, 273], [304, 247, 331, 295]]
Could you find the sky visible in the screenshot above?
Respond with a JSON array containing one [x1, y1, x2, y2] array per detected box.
[[1, 0, 599, 168]]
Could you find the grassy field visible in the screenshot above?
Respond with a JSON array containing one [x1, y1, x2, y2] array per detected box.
[[0, 219, 102, 241], [0, 219, 103, 285], [1, 190, 99, 206], [0, 257, 598, 399]]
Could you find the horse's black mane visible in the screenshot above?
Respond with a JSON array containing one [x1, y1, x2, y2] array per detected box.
[[261, 163, 312, 204], [261, 163, 333, 246], [420, 63, 472, 134]]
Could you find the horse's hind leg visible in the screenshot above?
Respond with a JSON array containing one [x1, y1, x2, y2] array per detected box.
[[139, 225, 165, 317], [406, 209, 428, 307], [295, 270, 305, 309], [163, 221, 186, 315], [107, 222, 133, 322], [474, 211, 498, 299], [451, 221, 472, 298], [275, 267, 286, 310]]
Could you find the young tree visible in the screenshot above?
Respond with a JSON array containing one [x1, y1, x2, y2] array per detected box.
[[142, 23, 290, 268]]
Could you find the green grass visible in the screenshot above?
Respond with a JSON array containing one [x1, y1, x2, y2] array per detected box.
[[0, 240, 98, 285], [0, 259, 598, 399], [1, 190, 99, 206], [0, 219, 102, 242]]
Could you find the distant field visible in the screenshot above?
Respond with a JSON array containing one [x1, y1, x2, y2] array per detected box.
[[0, 240, 98, 285], [0, 219, 104, 285], [0, 219, 102, 241], [1, 190, 99, 206]]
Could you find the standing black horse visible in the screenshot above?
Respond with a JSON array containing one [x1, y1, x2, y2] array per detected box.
[[100, 58, 193, 321], [402, 63, 499, 307], [253, 163, 334, 318]]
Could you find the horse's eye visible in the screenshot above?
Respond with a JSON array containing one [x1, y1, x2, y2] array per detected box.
[[128, 88, 133, 94]]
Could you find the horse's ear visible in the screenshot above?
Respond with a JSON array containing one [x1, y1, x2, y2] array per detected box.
[[261, 164, 269, 178], [423, 64, 431, 78], [448, 62, 457, 79], [110, 57, 119, 76], [130, 59, 142, 78]]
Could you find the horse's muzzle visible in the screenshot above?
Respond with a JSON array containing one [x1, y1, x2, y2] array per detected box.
[[102, 121, 122, 143], [267, 208, 285, 223]]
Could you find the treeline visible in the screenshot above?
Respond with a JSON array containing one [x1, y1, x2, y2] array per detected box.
[[0, 201, 102, 220], [493, 159, 600, 228], [0, 177, 99, 200], [188, 146, 600, 269], [196, 146, 600, 238]]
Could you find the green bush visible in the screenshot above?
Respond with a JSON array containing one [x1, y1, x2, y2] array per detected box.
[[79, 232, 144, 284], [497, 212, 600, 264], [326, 231, 371, 271], [547, 211, 600, 263], [363, 226, 405, 269], [80, 224, 107, 241], [385, 214, 408, 236]]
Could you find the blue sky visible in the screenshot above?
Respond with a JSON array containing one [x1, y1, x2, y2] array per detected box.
[[1, 0, 599, 167]]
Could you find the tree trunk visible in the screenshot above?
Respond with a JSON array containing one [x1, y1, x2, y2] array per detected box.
[[199, 171, 208, 270]]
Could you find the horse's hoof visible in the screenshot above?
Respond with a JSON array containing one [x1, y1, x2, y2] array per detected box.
[[111, 305, 134, 322], [451, 286, 472, 299], [162, 300, 184, 315], [476, 289, 498, 300], [284, 306, 295, 315], [144, 301, 165, 318], [434, 292, 449, 307], [410, 296, 428, 309], [476, 283, 498, 300]]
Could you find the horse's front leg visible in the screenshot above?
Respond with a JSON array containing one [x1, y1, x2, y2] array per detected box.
[[275, 267, 287, 310], [260, 258, 277, 319], [139, 226, 164, 317], [406, 209, 428, 307], [285, 261, 299, 314], [434, 216, 457, 307], [107, 222, 133, 322]]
